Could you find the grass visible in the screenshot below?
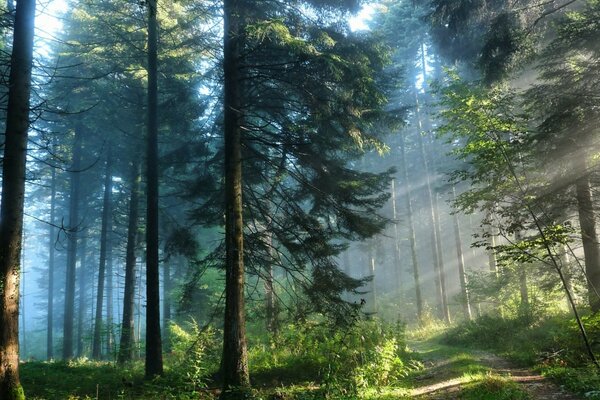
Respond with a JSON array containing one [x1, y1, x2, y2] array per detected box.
[[442, 312, 600, 399], [458, 374, 531, 400]]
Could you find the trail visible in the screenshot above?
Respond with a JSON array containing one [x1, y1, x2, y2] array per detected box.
[[406, 340, 583, 399]]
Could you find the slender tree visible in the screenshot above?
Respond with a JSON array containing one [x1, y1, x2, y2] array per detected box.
[[221, 0, 249, 393], [452, 186, 472, 320], [0, 0, 36, 397], [145, 0, 163, 378], [63, 131, 83, 360], [118, 164, 141, 364], [92, 151, 113, 359], [47, 165, 57, 360]]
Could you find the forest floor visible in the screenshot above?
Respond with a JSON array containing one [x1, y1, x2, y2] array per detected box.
[[402, 339, 584, 400]]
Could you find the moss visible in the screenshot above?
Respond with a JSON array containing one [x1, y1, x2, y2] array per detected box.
[[10, 384, 25, 400]]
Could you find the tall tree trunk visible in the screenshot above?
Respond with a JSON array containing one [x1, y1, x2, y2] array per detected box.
[[118, 164, 140, 364], [106, 222, 114, 358], [264, 215, 277, 335], [77, 233, 88, 357], [145, 0, 163, 378], [433, 192, 451, 323], [515, 231, 529, 309], [221, 0, 250, 393], [414, 92, 446, 322], [162, 259, 171, 352], [452, 186, 472, 320], [0, 0, 35, 396], [63, 131, 83, 360], [47, 165, 57, 360], [367, 245, 377, 315], [390, 179, 403, 298], [560, 244, 575, 310], [20, 244, 25, 358], [92, 151, 112, 359], [574, 158, 600, 312], [399, 132, 424, 322]]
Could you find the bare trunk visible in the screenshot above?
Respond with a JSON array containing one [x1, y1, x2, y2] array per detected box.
[[574, 158, 600, 312], [369, 250, 377, 315], [106, 226, 114, 358], [515, 231, 529, 308], [221, 0, 250, 393], [145, 0, 163, 378], [452, 186, 472, 320], [77, 234, 88, 357], [63, 131, 83, 360], [118, 164, 140, 364], [433, 192, 451, 323], [162, 260, 171, 352], [92, 151, 112, 359], [47, 165, 56, 360], [0, 0, 35, 396], [399, 132, 424, 322], [414, 91, 445, 321], [390, 179, 403, 298]]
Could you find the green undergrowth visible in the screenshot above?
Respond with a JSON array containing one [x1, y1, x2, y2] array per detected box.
[[20, 319, 422, 399], [442, 312, 600, 399], [458, 374, 530, 400], [395, 338, 530, 400]]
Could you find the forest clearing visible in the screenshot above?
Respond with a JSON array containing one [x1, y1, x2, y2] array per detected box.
[[1, 0, 600, 399]]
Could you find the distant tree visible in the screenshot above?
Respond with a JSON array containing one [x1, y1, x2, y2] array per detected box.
[[0, 0, 36, 397], [118, 164, 141, 364]]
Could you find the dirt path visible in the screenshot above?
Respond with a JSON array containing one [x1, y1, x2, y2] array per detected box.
[[407, 340, 583, 399]]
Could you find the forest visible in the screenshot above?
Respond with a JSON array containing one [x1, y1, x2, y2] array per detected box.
[[1, 0, 600, 399]]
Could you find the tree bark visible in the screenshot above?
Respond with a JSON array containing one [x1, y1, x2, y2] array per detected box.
[[106, 219, 114, 358], [515, 231, 529, 309], [433, 191, 451, 323], [118, 164, 140, 364], [0, 0, 35, 396], [414, 92, 446, 322], [145, 0, 163, 378], [77, 233, 88, 357], [221, 0, 250, 393], [162, 259, 171, 352], [452, 186, 472, 320], [574, 159, 600, 312], [390, 179, 403, 299], [92, 151, 112, 359], [63, 130, 83, 360], [47, 164, 56, 360], [399, 132, 424, 322]]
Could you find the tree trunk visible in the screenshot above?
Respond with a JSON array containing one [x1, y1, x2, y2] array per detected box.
[[162, 259, 171, 352], [92, 151, 112, 359], [221, 0, 250, 393], [264, 215, 277, 335], [20, 244, 25, 358], [367, 245, 377, 315], [0, 0, 35, 396], [515, 231, 529, 309], [145, 0, 163, 378], [390, 179, 403, 299], [414, 91, 446, 322], [452, 186, 472, 320], [118, 164, 140, 364], [106, 221, 114, 358], [433, 191, 451, 323], [77, 233, 88, 357], [63, 130, 83, 360], [399, 132, 424, 322], [47, 164, 57, 360], [574, 159, 600, 312]]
